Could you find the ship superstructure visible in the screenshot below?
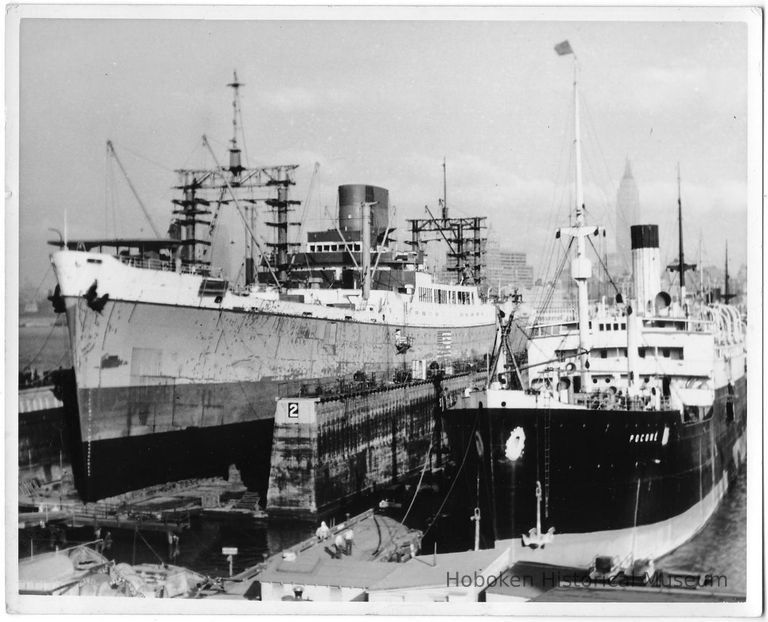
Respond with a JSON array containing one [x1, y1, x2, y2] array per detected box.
[[49, 75, 497, 501], [443, 42, 747, 569]]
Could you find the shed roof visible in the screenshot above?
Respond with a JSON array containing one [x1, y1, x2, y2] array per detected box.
[[368, 548, 506, 591], [257, 558, 397, 589]]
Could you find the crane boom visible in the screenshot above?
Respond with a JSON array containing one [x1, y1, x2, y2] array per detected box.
[[106, 140, 161, 237]]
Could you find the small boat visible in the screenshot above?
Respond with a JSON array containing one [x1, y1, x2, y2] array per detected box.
[[19, 540, 218, 598]]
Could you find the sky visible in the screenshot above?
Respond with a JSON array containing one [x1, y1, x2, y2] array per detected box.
[[15, 13, 754, 293]]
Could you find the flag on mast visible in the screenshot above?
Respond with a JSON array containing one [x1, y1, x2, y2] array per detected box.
[[554, 40, 574, 56]]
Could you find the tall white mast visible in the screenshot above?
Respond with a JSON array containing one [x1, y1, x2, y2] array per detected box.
[[555, 41, 596, 389]]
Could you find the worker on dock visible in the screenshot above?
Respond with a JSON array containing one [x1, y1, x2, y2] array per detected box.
[[344, 528, 354, 555], [333, 533, 345, 558], [315, 521, 330, 542], [94, 525, 102, 552], [171, 533, 180, 562]]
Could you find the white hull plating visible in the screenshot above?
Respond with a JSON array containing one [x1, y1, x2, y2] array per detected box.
[[52, 250, 497, 442]]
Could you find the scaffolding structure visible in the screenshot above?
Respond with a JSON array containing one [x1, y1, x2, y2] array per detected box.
[[406, 212, 487, 285], [170, 73, 299, 285]]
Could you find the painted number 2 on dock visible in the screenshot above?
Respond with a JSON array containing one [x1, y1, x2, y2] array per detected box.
[[288, 402, 299, 418]]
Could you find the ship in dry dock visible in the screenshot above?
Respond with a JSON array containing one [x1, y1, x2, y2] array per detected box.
[[48, 74, 497, 501], [442, 41, 747, 570]]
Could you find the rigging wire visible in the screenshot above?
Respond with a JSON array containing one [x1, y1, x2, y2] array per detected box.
[[236, 88, 251, 168], [136, 529, 165, 564], [400, 439, 434, 527], [587, 235, 621, 298], [105, 147, 111, 237], [25, 264, 53, 307], [294, 163, 320, 247], [534, 126, 574, 315], [581, 99, 620, 219], [180, 136, 206, 170], [119, 144, 176, 174], [21, 322, 59, 372], [421, 409, 480, 540]]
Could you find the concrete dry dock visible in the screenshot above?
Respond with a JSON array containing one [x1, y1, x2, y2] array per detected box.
[[266, 371, 486, 518]]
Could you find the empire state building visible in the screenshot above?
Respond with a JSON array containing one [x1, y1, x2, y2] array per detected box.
[[614, 158, 641, 272]]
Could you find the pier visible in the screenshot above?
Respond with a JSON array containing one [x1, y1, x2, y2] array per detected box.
[[19, 476, 249, 534]]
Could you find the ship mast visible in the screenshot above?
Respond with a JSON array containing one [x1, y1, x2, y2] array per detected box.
[[172, 72, 299, 285], [442, 157, 448, 220], [676, 163, 685, 301], [698, 229, 703, 299], [723, 241, 735, 303], [227, 71, 244, 175], [226, 72, 254, 285], [555, 41, 594, 389], [666, 164, 695, 307]]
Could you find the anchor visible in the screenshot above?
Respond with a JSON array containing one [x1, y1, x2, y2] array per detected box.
[[48, 284, 66, 314], [521, 480, 555, 549], [84, 280, 110, 314]]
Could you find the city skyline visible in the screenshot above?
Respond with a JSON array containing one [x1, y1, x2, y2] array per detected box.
[[11, 10, 757, 295]]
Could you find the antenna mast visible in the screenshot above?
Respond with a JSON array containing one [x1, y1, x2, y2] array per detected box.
[[226, 71, 244, 176], [677, 163, 685, 301], [723, 241, 735, 303], [442, 157, 448, 220], [698, 229, 703, 299], [666, 164, 696, 306], [554, 40, 597, 389]]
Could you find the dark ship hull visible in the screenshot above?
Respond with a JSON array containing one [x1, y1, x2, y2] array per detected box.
[[442, 376, 747, 567]]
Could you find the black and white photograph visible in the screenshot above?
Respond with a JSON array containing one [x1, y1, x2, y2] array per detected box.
[[5, 5, 762, 616]]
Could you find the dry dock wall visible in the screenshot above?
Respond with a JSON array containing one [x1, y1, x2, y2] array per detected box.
[[266, 372, 486, 518]]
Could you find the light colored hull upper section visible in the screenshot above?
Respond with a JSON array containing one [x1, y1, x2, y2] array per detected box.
[[52, 250, 497, 392]]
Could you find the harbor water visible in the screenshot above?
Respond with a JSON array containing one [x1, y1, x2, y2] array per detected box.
[[16, 469, 746, 594], [19, 323, 71, 373]]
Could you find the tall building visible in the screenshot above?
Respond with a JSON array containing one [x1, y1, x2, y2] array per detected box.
[[484, 237, 535, 292], [614, 158, 641, 274]]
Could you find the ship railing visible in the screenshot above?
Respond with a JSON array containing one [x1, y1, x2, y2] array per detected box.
[[571, 392, 673, 412], [277, 357, 488, 400], [641, 317, 712, 333], [117, 255, 222, 277]]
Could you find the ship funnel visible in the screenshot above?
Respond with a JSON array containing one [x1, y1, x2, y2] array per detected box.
[[630, 224, 661, 316], [338, 185, 389, 245]]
